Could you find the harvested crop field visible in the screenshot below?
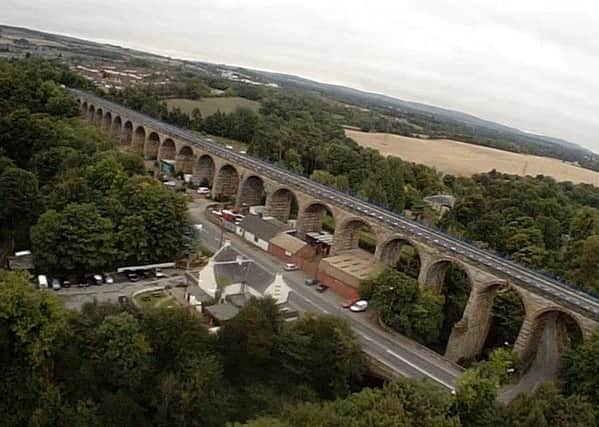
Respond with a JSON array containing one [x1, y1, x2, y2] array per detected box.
[[165, 97, 260, 116], [346, 129, 599, 186]]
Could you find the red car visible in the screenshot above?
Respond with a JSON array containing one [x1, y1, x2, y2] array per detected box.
[[341, 298, 360, 308]]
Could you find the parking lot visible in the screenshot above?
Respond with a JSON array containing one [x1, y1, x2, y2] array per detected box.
[[55, 269, 184, 310]]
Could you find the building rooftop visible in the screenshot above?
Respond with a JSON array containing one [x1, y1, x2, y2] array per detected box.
[[205, 303, 239, 322], [225, 292, 250, 308], [186, 284, 213, 302], [306, 231, 334, 245], [238, 214, 285, 241], [214, 245, 275, 295], [269, 232, 307, 254], [320, 250, 382, 280], [424, 194, 456, 208]]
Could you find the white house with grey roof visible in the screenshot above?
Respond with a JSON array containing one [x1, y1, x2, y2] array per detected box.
[[196, 240, 290, 305], [237, 214, 289, 251]]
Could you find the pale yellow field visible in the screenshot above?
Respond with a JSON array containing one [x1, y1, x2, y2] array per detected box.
[[346, 130, 599, 186]]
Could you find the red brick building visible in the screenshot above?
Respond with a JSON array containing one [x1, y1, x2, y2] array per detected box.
[[268, 232, 316, 270]]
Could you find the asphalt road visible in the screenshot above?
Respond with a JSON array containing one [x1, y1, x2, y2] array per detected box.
[[189, 198, 462, 391], [57, 273, 184, 310], [498, 315, 559, 403]]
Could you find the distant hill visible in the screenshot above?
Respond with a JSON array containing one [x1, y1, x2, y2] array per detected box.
[[3, 24, 597, 170], [246, 68, 592, 156]]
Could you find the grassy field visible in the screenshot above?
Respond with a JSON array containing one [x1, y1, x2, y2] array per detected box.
[[346, 130, 599, 186], [165, 97, 260, 117], [134, 290, 177, 309]]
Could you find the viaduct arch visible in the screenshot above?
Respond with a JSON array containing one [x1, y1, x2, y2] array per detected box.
[[75, 93, 599, 366]]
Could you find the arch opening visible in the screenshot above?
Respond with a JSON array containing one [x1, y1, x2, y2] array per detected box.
[[480, 285, 526, 359], [524, 309, 583, 365], [424, 260, 472, 354], [194, 154, 215, 188], [95, 108, 103, 126], [378, 238, 421, 279], [81, 101, 88, 116], [122, 121, 133, 145], [132, 126, 145, 154], [112, 116, 122, 140], [214, 164, 239, 202], [145, 132, 160, 160], [268, 188, 299, 224], [239, 175, 266, 209], [159, 138, 176, 161], [88, 105, 95, 121], [335, 218, 375, 254], [176, 145, 195, 175], [103, 111, 112, 131]]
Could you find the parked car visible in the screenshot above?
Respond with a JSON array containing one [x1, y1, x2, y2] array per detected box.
[[315, 284, 329, 293], [37, 275, 48, 289], [127, 272, 140, 282], [305, 278, 320, 286], [104, 273, 114, 284], [349, 300, 369, 313], [284, 263, 299, 271], [197, 187, 210, 195], [77, 280, 89, 288], [154, 268, 167, 278], [92, 274, 103, 285], [341, 298, 360, 308], [51, 278, 61, 291], [62, 279, 71, 288]]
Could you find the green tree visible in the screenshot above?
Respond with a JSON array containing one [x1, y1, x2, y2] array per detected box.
[[368, 269, 444, 348], [278, 314, 365, 399], [31, 203, 116, 275], [565, 235, 599, 292], [455, 368, 501, 427], [569, 207, 599, 241], [507, 383, 596, 427], [560, 332, 599, 405], [93, 312, 151, 390], [0, 167, 39, 244]]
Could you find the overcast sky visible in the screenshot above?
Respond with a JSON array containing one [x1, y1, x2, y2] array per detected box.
[[4, 0, 599, 151]]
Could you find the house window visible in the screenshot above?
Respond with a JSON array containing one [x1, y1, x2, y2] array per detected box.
[[254, 236, 259, 243]]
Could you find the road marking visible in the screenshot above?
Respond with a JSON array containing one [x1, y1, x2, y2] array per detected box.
[[384, 349, 455, 391], [292, 291, 329, 314]]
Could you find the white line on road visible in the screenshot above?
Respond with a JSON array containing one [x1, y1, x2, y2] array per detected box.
[[385, 349, 455, 391], [292, 290, 329, 314]]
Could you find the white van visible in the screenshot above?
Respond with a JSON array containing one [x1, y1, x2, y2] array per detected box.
[[37, 275, 48, 289]]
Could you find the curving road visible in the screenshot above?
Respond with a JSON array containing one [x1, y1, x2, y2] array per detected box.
[[71, 89, 599, 322]]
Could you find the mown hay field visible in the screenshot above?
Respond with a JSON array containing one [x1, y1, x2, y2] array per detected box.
[[165, 97, 260, 116], [346, 129, 599, 186]]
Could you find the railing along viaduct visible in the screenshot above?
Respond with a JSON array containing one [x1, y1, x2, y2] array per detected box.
[[75, 89, 599, 364]]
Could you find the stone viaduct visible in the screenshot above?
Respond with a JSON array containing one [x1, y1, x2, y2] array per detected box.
[[74, 90, 599, 365]]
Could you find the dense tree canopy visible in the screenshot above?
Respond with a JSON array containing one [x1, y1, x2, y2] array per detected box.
[[0, 58, 188, 275]]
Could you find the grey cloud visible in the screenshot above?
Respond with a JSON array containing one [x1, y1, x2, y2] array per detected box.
[[3, 0, 599, 151]]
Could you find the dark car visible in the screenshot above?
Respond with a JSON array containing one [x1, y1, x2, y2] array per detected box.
[[315, 284, 329, 293], [305, 278, 320, 286]]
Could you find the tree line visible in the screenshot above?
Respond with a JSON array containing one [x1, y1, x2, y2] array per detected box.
[[3, 269, 599, 427], [0, 58, 189, 276]]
